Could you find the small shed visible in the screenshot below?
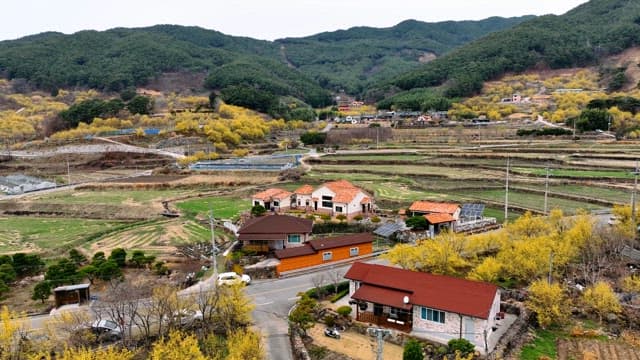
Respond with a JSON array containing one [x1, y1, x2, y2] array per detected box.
[[53, 284, 90, 308]]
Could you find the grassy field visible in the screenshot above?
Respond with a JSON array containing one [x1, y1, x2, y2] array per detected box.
[[0, 217, 128, 254], [312, 164, 501, 179], [176, 196, 251, 220], [520, 329, 560, 360], [448, 189, 605, 214], [30, 189, 193, 205], [513, 167, 635, 179]]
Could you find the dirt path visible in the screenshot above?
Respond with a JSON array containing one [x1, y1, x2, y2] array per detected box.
[[308, 324, 403, 360]]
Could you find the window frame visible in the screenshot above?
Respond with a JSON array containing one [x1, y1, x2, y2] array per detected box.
[[420, 307, 445, 324], [322, 251, 333, 261], [335, 206, 343, 213], [349, 247, 359, 257], [287, 234, 301, 244]]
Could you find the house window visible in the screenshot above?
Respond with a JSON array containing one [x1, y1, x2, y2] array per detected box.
[[421, 307, 445, 324], [349, 247, 359, 257], [305, 200, 310, 206], [254, 201, 260, 206], [335, 206, 343, 213], [322, 252, 333, 261], [273, 201, 280, 207], [321, 195, 333, 208], [288, 234, 301, 243], [297, 200, 301, 206]]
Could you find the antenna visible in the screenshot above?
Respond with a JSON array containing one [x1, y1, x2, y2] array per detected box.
[[208, 205, 218, 279], [504, 156, 510, 224]]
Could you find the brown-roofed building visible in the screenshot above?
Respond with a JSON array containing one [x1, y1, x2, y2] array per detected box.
[[251, 188, 293, 212], [237, 214, 312, 252], [408, 201, 460, 235], [345, 262, 501, 353], [275, 233, 374, 274]]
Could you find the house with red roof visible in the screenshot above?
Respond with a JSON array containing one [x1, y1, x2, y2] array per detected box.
[[275, 233, 373, 274], [344, 262, 501, 352], [408, 201, 460, 235], [237, 214, 313, 252], [251, 188, 293, 212]]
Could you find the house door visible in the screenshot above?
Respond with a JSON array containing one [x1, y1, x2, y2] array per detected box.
[[362, 204, 366, 213], [314, 201, 318, 211], [265, 202, 271, 210], [464, 317, 475, 342], [373, 304, 383, 316]]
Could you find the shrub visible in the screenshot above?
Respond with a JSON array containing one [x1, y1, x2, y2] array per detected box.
[[336, 306, 352, 317], [336, 214, 347, 223], [305, 214, 316, 221], [371, 216, 381, 223], [330, 289, 349, 303], [251, 204, 266, 217], [403, 339, 424, 360], [320, 214, 331, 222], [447, 338, 474, 356], [324, 315, 336, 327], [405, 216, 428, 230], [353, 214, 364, 221]]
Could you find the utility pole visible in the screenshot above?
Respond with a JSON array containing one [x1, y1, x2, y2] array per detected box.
[[632, 160, 639, 238], [544, 166, 550, 215], [368, 327, 391, 360], [548, 251, 554, 285], [504, 157, 510, 223], [67, 157, 71, 185], [208, 206, 218, 279]]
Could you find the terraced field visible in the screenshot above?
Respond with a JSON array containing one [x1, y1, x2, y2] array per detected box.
[[85, 219, 231, 256]]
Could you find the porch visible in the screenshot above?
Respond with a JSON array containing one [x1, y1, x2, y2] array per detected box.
[[356, 310, 412, 332]]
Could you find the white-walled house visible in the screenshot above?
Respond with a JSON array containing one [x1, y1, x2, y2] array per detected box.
[[309, 180, 372, 219], [251, 188, 293, 211], [252, 180, 374, 219], [345, 262, 501, 353]]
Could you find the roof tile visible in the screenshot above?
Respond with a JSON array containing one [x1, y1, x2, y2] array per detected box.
[[345, 263, 498, 319], [252, 188, 292, 201], [409, 201, 459, 215]]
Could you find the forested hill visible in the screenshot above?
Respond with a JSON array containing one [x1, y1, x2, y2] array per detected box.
[[382, 0, 640, 106], [276, 16, 534, 95], [0, 16, 531, 105]]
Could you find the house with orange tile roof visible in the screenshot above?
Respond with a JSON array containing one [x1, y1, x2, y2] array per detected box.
[[251, 180, 374, 218], [345, 262, 504, 353], [310, 180, 373, 219], [251, 188, 293, 212], [408, 201, 460, 235]]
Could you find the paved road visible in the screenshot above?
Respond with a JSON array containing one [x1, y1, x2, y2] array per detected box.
[[245, 258, 387, 360]]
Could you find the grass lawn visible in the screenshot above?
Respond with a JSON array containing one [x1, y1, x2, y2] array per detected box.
[[30, 189, 193, 205], [449, 189, 605, 214], [520, 329, 561, 360], [0, 217, 128, 254], [176, 196, 250, 220], [513, 167, 635, 179]]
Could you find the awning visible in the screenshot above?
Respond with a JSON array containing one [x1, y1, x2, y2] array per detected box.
[[351, 285, 413, 310]]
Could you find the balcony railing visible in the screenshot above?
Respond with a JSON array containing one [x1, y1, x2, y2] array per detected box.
[[357, 311, 412, 332], [242, 243, 270, 253]]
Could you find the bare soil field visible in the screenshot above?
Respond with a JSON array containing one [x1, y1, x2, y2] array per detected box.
[[557, 338, 640, 360], [308, 324, 403, 360]]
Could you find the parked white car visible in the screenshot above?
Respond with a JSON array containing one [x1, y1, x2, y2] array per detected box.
[[217, 272, 251, 286]]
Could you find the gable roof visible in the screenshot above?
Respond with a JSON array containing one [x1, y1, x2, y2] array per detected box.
[[424, 213, 455, 224], [322, 180, 366, 204], [252, 188, 292, 201], [345, 262, 498, 319], [409, 201, 459, 215], [275, 233, 374, 259], [238, 215, 312, 241], [294, 184, 314, 195]]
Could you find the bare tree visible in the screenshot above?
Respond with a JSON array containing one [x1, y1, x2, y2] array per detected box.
[[311, 274, 326, 299], [328, 268, 345, 295]]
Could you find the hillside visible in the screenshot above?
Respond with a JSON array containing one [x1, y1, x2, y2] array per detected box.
[[276, 16, 534, 95], [381, 0, 640, 108], [0, 25, 332, 110], [0, 17, 531, 109]]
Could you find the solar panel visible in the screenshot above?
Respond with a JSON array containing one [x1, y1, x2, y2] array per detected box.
[[460, 203, 485, 220], [374, 222, 405, 238]]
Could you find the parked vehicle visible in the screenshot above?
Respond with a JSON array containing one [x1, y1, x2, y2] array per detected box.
[[324, 327, 340, 339], [217, 272, 251, 286], [91, 319, 122, 342], [170, 309, 204, 327]]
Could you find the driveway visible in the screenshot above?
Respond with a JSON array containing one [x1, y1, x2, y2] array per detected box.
[[308, 324, 403, 360]]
